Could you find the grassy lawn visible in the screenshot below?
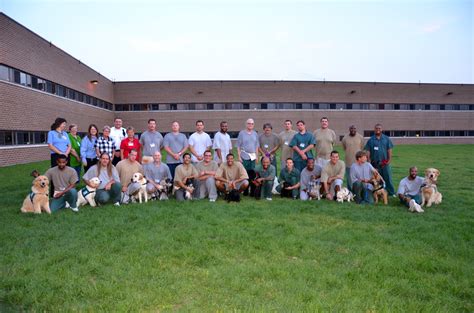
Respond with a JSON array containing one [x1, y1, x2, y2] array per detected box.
[[0, 144, 473, 311]]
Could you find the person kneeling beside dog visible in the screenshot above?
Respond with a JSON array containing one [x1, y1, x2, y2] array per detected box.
[[44, 154, 79, 212], [215, 154, 249, 199], [253, 157, 276, 200], [174, 153, 200, 201], [398, 166, 424, 213], [350, 150, 378, 204], [276, 158, 300, 199]]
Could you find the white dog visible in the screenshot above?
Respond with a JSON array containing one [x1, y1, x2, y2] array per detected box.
[[76, 177, 100, 207], [308, 180, 321, 200], [421, 168, 442, 207], [336, 187, 354, 203], [131, 172, 148, 203]]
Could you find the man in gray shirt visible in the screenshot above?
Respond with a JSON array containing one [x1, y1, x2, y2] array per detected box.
[[350, 150, 377, 204], [237, 118, 259, 172], [163, 121, 189, 179], [143, 151, 172, 198], [299, 158, 322, 201], [258, 123, 280, 172], [140, 118, 164, 164]]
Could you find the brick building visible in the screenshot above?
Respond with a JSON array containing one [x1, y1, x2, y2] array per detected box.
[[1, 13, 473, 167]]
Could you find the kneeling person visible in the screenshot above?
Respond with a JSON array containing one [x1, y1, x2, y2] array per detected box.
[[116, 149, 144, 203], [350, 150, 377, 204], [253, 157, 276, 200], [174, 153, 200, 201], [321, 151, 345, 200], [398, 166, 424, 212], [277, 158, 300, 199], [45, 154, 79, 212], [143, 151, 172, 198], [196, 151, 219, 202], [300, 158, 322, 201], [215, 154, 249, 194]]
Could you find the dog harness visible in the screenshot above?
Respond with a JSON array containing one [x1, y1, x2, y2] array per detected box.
[[81, 188, 95, 198], [372, 180, 386, 193], [29, 192, 47, 202]]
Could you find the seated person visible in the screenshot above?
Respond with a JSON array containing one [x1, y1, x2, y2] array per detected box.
[[398, 166, 424, 210], [174, 153, 200, 201], [350, 150, 377, 204], [299, 158, 322, 201], [321, 150, 345, 200], [215, 154, 249, 194], [83, 152, 122, 206], [143, 151, 172, 197], [253, 157, 276, 200], [116, 149, 143, 203], [195, 151, 219, 202], [44, 154, 78, 212], [276, 158, 300, 199]]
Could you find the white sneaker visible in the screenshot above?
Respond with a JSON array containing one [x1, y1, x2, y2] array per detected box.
[[415, 203, 424, 213], [114, 202, 121, 207], [209, 198, 216, 202], [265, 197, 272, 201], [65, 201, 70, 209], [70, 207, 79, 213]]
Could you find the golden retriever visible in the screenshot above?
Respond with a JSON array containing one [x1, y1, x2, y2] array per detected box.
[[370, 170, 388, 205], [421, 168, 442, 207], [21, 175, 51, 214], [131, 172, 148, 203]]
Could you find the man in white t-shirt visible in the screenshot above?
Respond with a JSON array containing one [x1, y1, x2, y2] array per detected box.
[[110, 117, 126, 166], [188, 120, 212, 163], [213, 121, 232, 164], [398, 166, 424, 212]]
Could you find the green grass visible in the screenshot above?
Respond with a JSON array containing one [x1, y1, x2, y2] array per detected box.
[[0, 144, 473, 311]]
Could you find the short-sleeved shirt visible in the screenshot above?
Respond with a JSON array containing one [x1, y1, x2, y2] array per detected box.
[[365, 134, 394, 163], [45, 166, 78, 192], [110, 127, 126, 151], [313, 128, 337, 160], [350, 162, 375, 190], [68, 133, 82, 167], [139, 131, 164, 157], [300, 166, 323, 190], [188, 132, 213, 162], [143, 162, 172, 183], [95, 136, 116, 159], [213, 131, 232, 163], [279, 167, 301, 184], [47, 130, 70, 154], [120, 138, 141, 160], [195, 160, 219, 175], [289, 132, 316, 162], [163, 132, 188, 164], [116, 159, 143, 187], [215, 162, 249, 181], [255, 164, 276, 180], [83, 164, 120, 189], [398, 176, 424, 196], [237, 130, 259, 160], [341, 133, 365, 167], [174, 164, 199, 186], [321, 160, 346, 183], [259, 133, 280, 155], [278, 130, 297, 162]]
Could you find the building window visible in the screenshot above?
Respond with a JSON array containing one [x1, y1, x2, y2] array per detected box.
[[170, 104, 177, 110], [261, 103, 268, 109], [243, 103, 250, 110]]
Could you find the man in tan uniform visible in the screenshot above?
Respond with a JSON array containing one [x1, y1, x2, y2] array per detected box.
[[321, 150, 345, 201], [278, 120, 297, 170], [174, 153, 200, 201], [215, 154, 249, 193], [341, 125, 365, 191], [195, 151, 219, 202], [116, 149, 143, 203], [313, 117, 337, 168]]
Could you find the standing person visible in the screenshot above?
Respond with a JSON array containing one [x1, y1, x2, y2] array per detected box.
[[365, 123, 395, 196], [237, 118, 259, 171], [143, 151, 172, 197], [341, 125, 365, 191], [188, 120, 212, 163], [278, 120, 297, 170], [44, 154, 78, 212], [67, 124, 82, 182], [299, 158, 322, 201], [116, 149, 143, 204], [258, 123, 280, 172], [120, 126, 141, 162], [313, 117, 337, 168], [213, 121, 232, 165], [289, 120, 316, 172], [276, 158, 300, 199], [350, 150, 377, 204], [397, 166, 424, 212], [321, 151, 345, 201], [253, 157, 276, 201], [195, 151, 219, 202], [173, 153, 200, 201], [47, 117, 71, 167], [215, 154, 249, 194], [83, 152, 122, 206], [163, 121, 188, 179], [81, 124, 99, 173], [95, 126, 116, 160], [110, 117, 126, 166], [139, 119, 164, 164]]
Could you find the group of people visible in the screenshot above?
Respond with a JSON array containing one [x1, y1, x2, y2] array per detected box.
[[44, 116, 425, 212]]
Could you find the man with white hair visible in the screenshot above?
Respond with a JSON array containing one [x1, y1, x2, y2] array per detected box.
[[237, 118, 259, 171], [143, 151, 172, 197]]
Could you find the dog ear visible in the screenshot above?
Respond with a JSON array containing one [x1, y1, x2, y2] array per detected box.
[[436, 169, 440, 176]]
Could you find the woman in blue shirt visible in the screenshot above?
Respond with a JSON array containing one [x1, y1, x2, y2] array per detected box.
[[47, 117, 71, 167], [80, 124, 99, 173]]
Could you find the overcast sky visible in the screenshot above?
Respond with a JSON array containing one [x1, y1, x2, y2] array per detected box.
[[1, 0, 472, 83]]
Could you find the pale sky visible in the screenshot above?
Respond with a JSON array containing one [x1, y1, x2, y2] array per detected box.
[[1, 0, 472, 83]]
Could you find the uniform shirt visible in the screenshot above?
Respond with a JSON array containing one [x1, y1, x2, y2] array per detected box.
[[255, 164, 276, 181], [120, 138, 141, 160], [259, 133, 280, 156], [215, 162, 249, 181], [143, 162, 172, 183], [110, 127, 126, 152], [300, 166, 322, 190], [174, 164, 199, 186], [289, 132, 316, 162], [278, 130, 297, 162], [188, 132, 212, 163], [47, 130, 70, 154], [80, 136, 97, 162], [237, 130, 259, 160], [83, 164, 120, 190], [365, 134, 394, 164], [341, 133, 365, 167], [163, 132, 188, 164], [195, 160, 219, 175], [116, 159, 143, 187], [68, 133, 82, 167], [139, 131, 164, 157], [95, 136, 116, 159], [212, 131, 232, 163], [321, 160, 345, 183], [279, 167, 301, 185], [313, 128, 337, 160], [350, 162, 375, 190], [398, 176, 424, 196], [45, 166, 78, 192]]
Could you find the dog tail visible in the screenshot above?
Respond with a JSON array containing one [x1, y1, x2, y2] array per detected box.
[[31, 170, 40, 178]]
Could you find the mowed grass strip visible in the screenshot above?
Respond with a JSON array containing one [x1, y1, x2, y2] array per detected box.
[[0, 144, 473, 311]]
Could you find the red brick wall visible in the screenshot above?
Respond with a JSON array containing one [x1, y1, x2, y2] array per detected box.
[[0, 145, 49, 167]]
